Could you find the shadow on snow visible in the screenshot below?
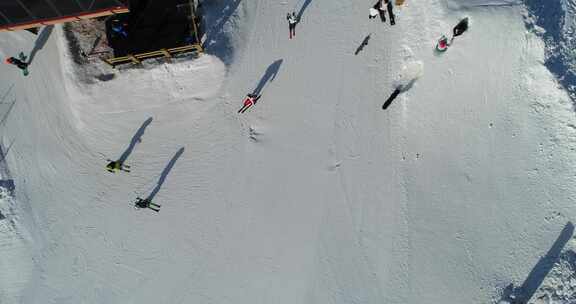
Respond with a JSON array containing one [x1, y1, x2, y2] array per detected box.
[[28, 25, 54, 65], [252, 59, 283, 96], [117, 117, 153, 164], [500, 222, 574, 304], [145, 147, 184, 201]]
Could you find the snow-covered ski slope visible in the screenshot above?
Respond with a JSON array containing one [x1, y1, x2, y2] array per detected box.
[[0, 0, 576, 303]]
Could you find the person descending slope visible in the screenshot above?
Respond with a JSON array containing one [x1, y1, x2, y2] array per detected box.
[[238, 94, 261, 113], [134, 197, 161, 212], [287, 12, 298, 39], [106, 160, 131, 173], [5, 52, 29, 76]]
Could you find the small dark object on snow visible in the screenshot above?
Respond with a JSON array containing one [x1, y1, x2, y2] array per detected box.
[[355, 34, 371, 55], [134, 197, 161, 212], [453, 17, 469, 37], [382, 87, 402, 110]]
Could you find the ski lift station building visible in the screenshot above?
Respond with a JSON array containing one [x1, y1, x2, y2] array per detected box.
[[0, 0, 202, 66]]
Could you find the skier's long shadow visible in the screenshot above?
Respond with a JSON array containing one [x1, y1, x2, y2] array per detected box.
[[501, 221, 574, 303], [297, 0, 314, 21], [146, 147, 185, 201], [117, 117, 153, 164], [0, 84, 14, 104], [0, 98, 17, 128], [252, 59, 283, 96], [28, 25, 54, 65]]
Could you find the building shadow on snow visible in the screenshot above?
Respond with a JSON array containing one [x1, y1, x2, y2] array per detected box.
[[145, 147, 184, 201], [200, 0, 242, 65], [500, 221, 574, 304], [252, 59, 283, 96], [523, 0, 576, 109], [117, 117, 153, 164], [28, 25, 54, 65]]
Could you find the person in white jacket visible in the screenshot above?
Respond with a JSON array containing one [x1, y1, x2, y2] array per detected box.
[[369, 1, 386, 22], [287, 12, 298, 39]]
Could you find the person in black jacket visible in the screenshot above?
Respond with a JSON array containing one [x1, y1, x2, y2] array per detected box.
[[453, 17, 469, 37], [134, 197, 161, 212], [386, 0, 396, 25]]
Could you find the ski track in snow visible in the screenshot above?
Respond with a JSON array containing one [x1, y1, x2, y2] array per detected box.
[[0, 0, 574, 303]]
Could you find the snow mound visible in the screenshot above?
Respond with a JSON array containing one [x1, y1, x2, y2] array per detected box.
[[395, 59, 423, 90], [63, 53, 226, 126]]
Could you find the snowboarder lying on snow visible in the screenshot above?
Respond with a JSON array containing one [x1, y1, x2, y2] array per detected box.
[[238, 94, 261, 113], [134, 197, 161, 212], [5, 57, 28, 70], [106, 160, 130, 173]]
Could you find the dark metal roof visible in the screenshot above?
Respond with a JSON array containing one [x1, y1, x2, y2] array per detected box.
[[0, 0, 128, 28], [107, 0, 197, 57]]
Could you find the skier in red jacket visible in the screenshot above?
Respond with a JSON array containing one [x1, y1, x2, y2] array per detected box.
[[238, 94, 261, 113]]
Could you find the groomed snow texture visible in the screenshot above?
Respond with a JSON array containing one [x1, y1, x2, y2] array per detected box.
[[0, 0, 575, 303]]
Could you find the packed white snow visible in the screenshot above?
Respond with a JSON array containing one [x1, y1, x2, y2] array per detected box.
[[0, 0, 575, 303]]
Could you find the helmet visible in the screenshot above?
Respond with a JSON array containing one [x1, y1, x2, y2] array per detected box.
[[4, 57, 12, 64]]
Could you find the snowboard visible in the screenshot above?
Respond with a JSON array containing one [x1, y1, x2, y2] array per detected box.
[[18, 52, 29, 76]]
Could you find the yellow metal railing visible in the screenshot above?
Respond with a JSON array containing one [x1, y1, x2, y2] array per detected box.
[[103, 44, 203, 67]]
